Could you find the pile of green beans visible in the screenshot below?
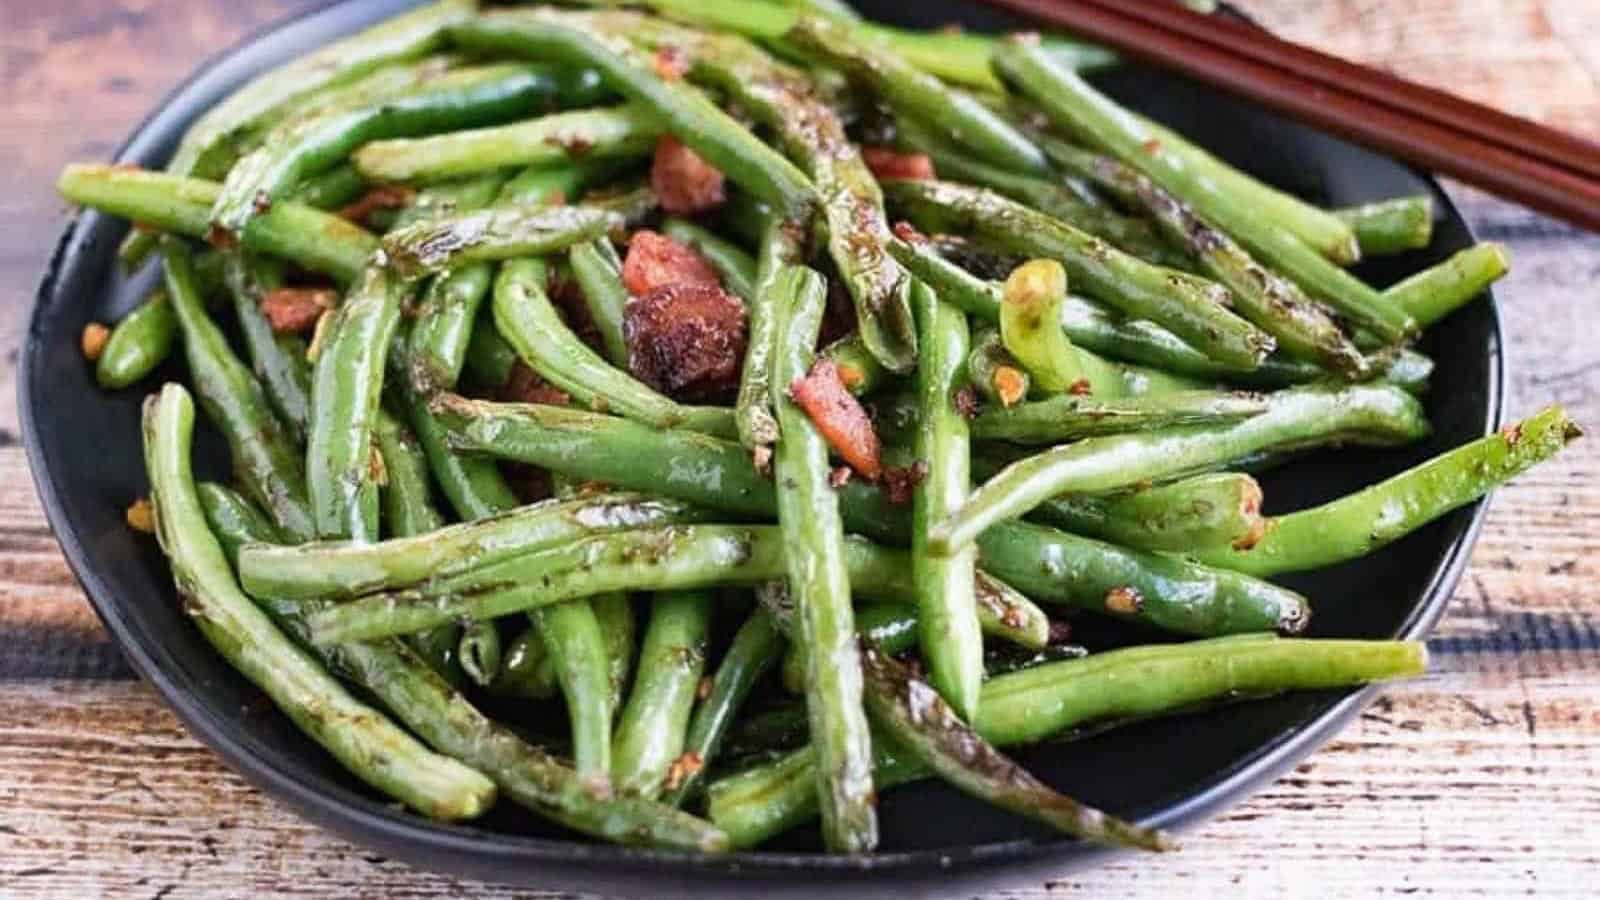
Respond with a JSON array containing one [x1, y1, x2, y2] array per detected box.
[[64, 0, 1574, 858]]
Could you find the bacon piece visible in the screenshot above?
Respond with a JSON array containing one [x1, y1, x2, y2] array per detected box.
[[861, 146, 936, 181], [651, 135, 728, 215], [260, 288, 337, 335], [624, 282, 747, 398], [880, 460, 929, 506], [622, 230, 721, 296], [789, 359, 883, 480]]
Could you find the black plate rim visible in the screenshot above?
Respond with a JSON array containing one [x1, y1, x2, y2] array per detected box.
[[20, 0, 1505, 887]]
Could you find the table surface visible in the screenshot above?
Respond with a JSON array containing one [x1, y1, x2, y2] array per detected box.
[[2, 1, 1598, 896]]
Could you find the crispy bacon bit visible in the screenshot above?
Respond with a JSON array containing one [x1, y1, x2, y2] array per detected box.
[[861, 146, 936, 181], [1104, 586, 1144, 616], [828, 466, 854, 488], [663, 751, 705, 792], [955, 385, 982, 420], [260, 288, 337, 335], [1068, 378, 1093, 396], [500, 363, 572, 407], [881, 460, 929, 506], [81, 322, 110, 362], [126, 497, 155, 534], [892, 220, 930, 245], [622, 230, 722, 296], [993, 366, 1028, 407], [789, 359, 884, 480], [654, 45, 690, 81], [625, 282, 747, 398], [336, 185, 415, 224], [651, 135, 727, 215]]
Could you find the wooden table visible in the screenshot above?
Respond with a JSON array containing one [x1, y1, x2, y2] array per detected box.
[[3, 1, 1598, 896]]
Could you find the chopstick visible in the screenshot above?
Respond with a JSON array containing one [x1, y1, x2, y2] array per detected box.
[[977, 0, 1600, 232]]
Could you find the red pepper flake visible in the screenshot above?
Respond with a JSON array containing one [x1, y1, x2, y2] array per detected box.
[[880, 460, 930, 506], [260, 288, 337, 335], [861, 146, 936, 181], [789, 359, 884, 480], [954, 385, 982, 420], [336, 185, 415, 224], [993, 366, 1028, 408], [650, 135, 727, 215], [654, 46, 690, 81], [1068, 378, 1093, 396], [1500, 423, 1523, 446], [81, 322, 110, 362], [1104, 586, 1144, 615], [892, 220, 930, 245], [663, 752, 705, 792]]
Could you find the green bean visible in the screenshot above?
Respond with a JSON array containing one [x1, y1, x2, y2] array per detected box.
[[859, 643, 1172, 851], [1384, 242, 1509, 327], [1194, 406, 1580, 576], [661, 218, 760, 302], [895, 115, 1187, 268], [708, 636, 1425, 847], [582, 181, 660, 226], [404, 388, 522, 522], [971, 390, 1268, 445], [292, 162, 369, 211], [354, 103, 658, 183], [567, 240, 630, 366], [885, 179, 1274, 369], [211, 63, 603, 236], [500, 157, 631, 208], [381, 203, 620, 278], [994, 45, 1415, 343], [144, 383, 494, 820], [492, 628, 558, 700], [239, 492, 709, 601], [593, 592, 638, 713], [931, 383, 1430, 554], [907, 280, 982, 720], [767, 264, 876, 851], [820, 333, 893, 398], [162, 239, 314, 540], [887, 234, 1305, 387], [966, 327, 1028, 408], [662, 609, 784, 807], [532, 599, 616, 783], [1335, 195, 1435, 256], [222, 254, 314, 439], [979, 520, 1307, 635], [303, 525, 913, 644], [97, 290, 177, 390], [491, 259, 737, 437], [463, 318, 519, 390], [455, 621, 503, 689], [724, 704, 812, 760], [786, 17, 1045, 177], [196, 482, 286, 568], [999, 259, 1088, 393], [452, 10, 817, 218], [782, 600, 918, 694], [59, 166, 378, 284], [374, 407, 444, 538], [436, 397, 912, 543], [609, 16, 916, 372], [1014, 472, 1267, 553], [736, 212, 807, 451], [612, 591, 712, 798], [596, 0, 1115, 92], [389, 172, 508, 231], [1090, 155, 1371, 378]]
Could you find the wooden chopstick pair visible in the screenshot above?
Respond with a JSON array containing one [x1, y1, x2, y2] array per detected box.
[[978, 0, 1600, 232]]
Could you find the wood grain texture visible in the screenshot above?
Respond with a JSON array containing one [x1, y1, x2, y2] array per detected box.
[[0, 0, 1597, 897]]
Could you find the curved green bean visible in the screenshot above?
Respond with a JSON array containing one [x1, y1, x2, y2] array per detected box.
[[1013, 472, 1267, 553], [382, 203, 620, 278], [971, 390, 1269, 445], [1336, 195, 1435, 257], [532, 599, 616, 783], [999, 259, 1088, 393], [222, 254, 313, 439], [1194, 406, 1580, 576], [736, 211, 806, 451], [1384, 242, 1509, 327], [196, 481, 285, 568], [97, 290, 177, 390]]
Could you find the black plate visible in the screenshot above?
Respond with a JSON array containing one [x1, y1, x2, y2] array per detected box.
[[22, 1, 1502, 895]]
